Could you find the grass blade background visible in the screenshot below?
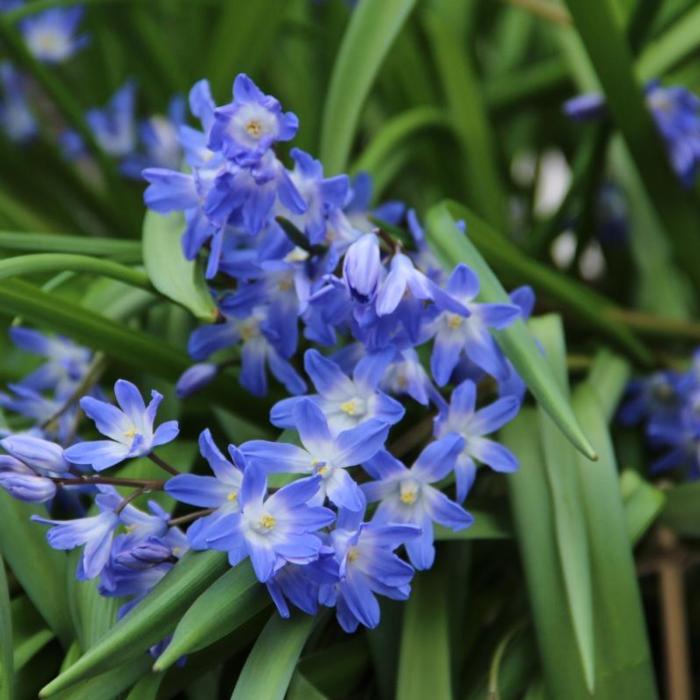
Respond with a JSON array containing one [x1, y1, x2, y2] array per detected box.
[[426, 203, 598, 459], [230, 613, 315, 700], [320, 0, 417, 173]]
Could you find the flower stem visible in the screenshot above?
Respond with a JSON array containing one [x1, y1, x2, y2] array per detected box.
[[168, 508, 215, 527], [52, 475, 164, 489], [115, 488, 145, 514], [148, 452, 180, 476]]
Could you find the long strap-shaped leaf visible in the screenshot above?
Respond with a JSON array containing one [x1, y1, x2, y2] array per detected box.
[[530, 315, 595, 692], [426, 203, 597, 459], [230, 613, 315, 700], [0, 233, 141, 260], [562, 0, 700, 293], [0, 254, 150, 291], [153, 563, 268, 672], [39, 551, 229, 697], [320, 0, 417, 173], [396, 564, 452, 700], [0, 554, 14, 700], [0, 493, 72, 647]]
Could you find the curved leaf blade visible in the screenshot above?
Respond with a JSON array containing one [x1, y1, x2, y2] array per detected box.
[[426, 203, 597, 460], [143, 211, 217, 322], [230, 613, 315, 700], [153, 563, 268, 671], [39, 551, 229, 697], [320, 0, 417, 173]]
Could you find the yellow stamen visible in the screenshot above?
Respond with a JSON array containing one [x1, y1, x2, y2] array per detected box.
[[246, 119, 263, 138], [340, 399, 358, 415], [259, 514, 276, 530], [347, 547, 360, 563], [227, 490, 238, 502], [447, 314, 463, 330], [124, 427, 137, 439]]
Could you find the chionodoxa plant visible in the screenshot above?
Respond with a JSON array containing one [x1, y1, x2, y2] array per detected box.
[[0, 0, 699, 698]]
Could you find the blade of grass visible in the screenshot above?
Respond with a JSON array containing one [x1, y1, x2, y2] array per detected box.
[[319, 0, 417, 173], [0, 233, 141, 260], [423, 9, 508, 230], [0, 555, 13, 700]]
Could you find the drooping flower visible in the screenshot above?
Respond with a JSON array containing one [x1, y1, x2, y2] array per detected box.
[[0, 62, 36, 143], [361, 435, 472, 570], [270, 349, 404, 434], [342, 233, 383, 304], [1, 434, 70, 475], [165, 429, 244, 549], [433, 380, 520, 501], [86, 81, 137, 159], [0, 456, 56, 502], [243, 398, 389, 511], [64, 379, 179, 471], [20, 7, 89, 63], [205, 467, 335, 582]]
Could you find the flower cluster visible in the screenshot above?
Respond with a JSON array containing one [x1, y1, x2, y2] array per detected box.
[[564, 81, 700, 188], [0, 74, 529, 639], [620, 352, 700, 480]]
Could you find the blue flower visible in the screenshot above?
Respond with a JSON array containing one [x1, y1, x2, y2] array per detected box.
[[361, 435, 472, 569], [427, 264, 520, 384], [205, 467, 335, 582], [1, 434, 70, 475], [271, 349, 404, 434], [381, 348, 439, 407], [266, 561, 329, 618], [284, 148, 349, 244], [9, 327, 91, 394], [0, 63, 36, 143], [320, 507, 419, 632], [32, 486, 122, 579], [165, 429, 244, 549], [243, 398, 389, 511], [64, 379, 179, 471], [208, 73, 298, 165], [342, 233, 382, 304], [86, 82, 137, 158], [433, 380, 520, 501], [20, 7, 88, 63], [376, 253, 467, 318], [0, 455, 56, 503], [175, 362, 218, 398], [187, 304, 306, 397], [563, 93, 607, 121]]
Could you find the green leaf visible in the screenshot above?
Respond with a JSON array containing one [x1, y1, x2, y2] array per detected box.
[[11, 597, 54, 672], [0, 232, 141, 261], [230, 613, 315, 700], [426, 203, 598, 459], [572, 383, 657, 696], [124, 672, 164, 700], [48, 659, 152, 700], [502, 411, 592, 699], [0, 493, 72, 645], [621, 470, 666, 544], [142, 211, 217, 322], [561, 0, 700, 294], [153, 562, 268, 672], [0, 253, 151, 290], [39, 551, 229, 697], [320, 0, 418, 173], [207, 0, 289, 100], [396, 564, 452, 700], [287, 672, 328, 700], [440, 200, 652, 365], [434, 502, 512, 540], [660, 481, 700, 536], [585, 349, 630, 423], [0, 556, 14, 700], [529, 316, 595, 692], [423, 9, 508, 230], [351, 107, 450, 177]]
